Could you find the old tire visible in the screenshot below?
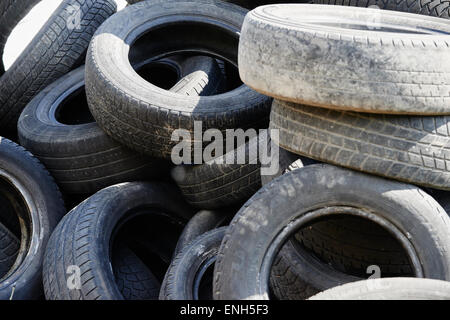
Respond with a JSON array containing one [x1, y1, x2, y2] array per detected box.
[[239, 4, 450, 115], [163, 228, 226, 300], [43, 182, 194, 300], [213, 164, 450, 300], [310, 278, 450, 300], [18, 54, 221, 194], [85, 0, 271, 160], [312, 0, 450, 19], [0, 138, 65, 300], [271, 100, 450, 191], [0, 0, 117, 135]]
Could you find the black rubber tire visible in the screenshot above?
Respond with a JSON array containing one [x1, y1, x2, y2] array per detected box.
[[271, 100, 450, 191], [0, 0, 117, 135], [0, 0, 41, 75], [125, 0, 303, 9], [0, 222, 20, 280], [159, 209, 232, 299], [309, 278, 450, 300], [112, 243, 160, 300], [163, 227, 226, 300], [43, 182, 195, 300], [261, 145, 412, 299], [213, 164, 450, 300], [85, 0, 271, 160], [18, 55, 222, 195], [239, 4, 450, 115], [171, 130, 266, 209], [0, 138, 65, 300], [312, 0, 450, 18], [18, 66, 166, 195]]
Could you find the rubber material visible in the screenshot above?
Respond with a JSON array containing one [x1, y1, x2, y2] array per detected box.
[[43, 182, 194, 300], [113, 243, 160, 300], [163, 228, 226, 300], [213, 164, 450, 299], [239, 4, 450, 115], [0, 0, 117, 135], [0, 222, 19, 280], [0, 138, 65, 300], [171, 130, 266, 209], [85, 0, 271, 160], [270, 100, 450, 191], [310, 277, 450, 300]]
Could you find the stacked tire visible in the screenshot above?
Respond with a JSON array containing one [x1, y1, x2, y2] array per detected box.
[[212, 3, 450, 300], [0, 0, 449, 301]]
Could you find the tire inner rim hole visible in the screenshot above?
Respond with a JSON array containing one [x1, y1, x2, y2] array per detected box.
[[0, 176, 31, 280], [128, 21, 243, 93], [266, 207, 422, 299], [290, 214, 415, 278], [110, 210, 185, 298], [54, 86, 95, 125], [194, 256, 216, 300], [134, 62, 179, 90]]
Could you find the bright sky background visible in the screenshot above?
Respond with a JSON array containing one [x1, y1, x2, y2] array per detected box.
[[3, 0, 128, 69]]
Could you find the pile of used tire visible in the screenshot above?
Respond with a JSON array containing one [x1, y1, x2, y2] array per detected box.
[[0, 0, 449, 300]]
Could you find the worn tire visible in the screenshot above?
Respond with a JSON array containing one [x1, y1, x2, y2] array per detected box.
[[171, 130, 267, 209], [86, 0, 271, 160], [0, 0, 41, 75], [312, 0, 450, 18], [159, 210, 231, 299], [0, 222, 20, 280], [310, 278, 450, 300], [239, 4, 450, 115], [164, 228, 226, 300], [125, 0, 303, 9], [43, 182, 194, 300], [262, 147, 412, 299], [213, 164, 450, 300], [0, 138, 65, 300], [18, 55, 221, 194], [271, 100, 450, 191], [0, 0, 116, 135], [112, 243, 160, 300]]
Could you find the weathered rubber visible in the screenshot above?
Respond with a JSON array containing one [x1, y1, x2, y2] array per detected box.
[[171, 130, 267, 209], [310, 278, 450, 300], [85, 0, 271, 160], [0, 138, 65, 300], [0, 222, 19, 280], [213, 164, 450, 300], [270, 100, 450, 191], [0, 0, 117, 135], [163, 228, 226, 300], [113, 243, 160, 300], [239, 4, 450, 115], [43, 182, 194, 300]]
